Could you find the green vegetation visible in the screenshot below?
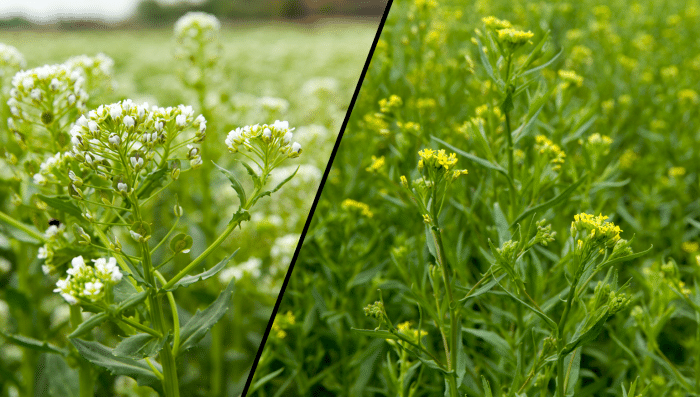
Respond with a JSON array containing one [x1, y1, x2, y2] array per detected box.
[[250, 1, 700, 396], [0, 19, 376, 396]]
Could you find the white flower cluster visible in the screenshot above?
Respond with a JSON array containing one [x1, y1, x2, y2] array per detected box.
[[64, 53, 115, 93], [225, 120, 302, 159], [8, 64, 89, 125], [32, 152, 67, 186], [53, 255, 122, 305], [38, 224, 69, 274], [69, 100, 206, 193], [174, 12, 221, 41], [0, 43, 26, 79], [218, 257, 263, 284]]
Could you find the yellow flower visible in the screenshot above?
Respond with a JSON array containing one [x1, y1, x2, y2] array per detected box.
[[379, 95, 403, 113], [619, 149, 639, 169], [497, 28, 534, 47], [535, 135, 566, 170], [400, 175, 408, 188], [482, 16, 512, 30], [678, 89, 699, 104], [572, 213, 622, 247], [341, 199, 373, 218], [682, 241, 699, 253], [669, 167, 686, 177], [558, 69, 584, 87], [366, 155, 386, 173]]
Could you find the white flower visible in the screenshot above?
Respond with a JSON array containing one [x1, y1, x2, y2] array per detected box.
[[42, 264, 50, 275], [117, 182, 128, 192], [123, 115, 135, 128], [273, 120, 290, 131], [263, 128, 272, 139], [61, 293, 78, 305], [194, 114, 205, 125], [88, 120, 98, 132], [49, 78, 60, 91], [33, 173, 47, 185], [130, 156, 144, 169], [109, 134, 121, 147], [175, 114, 187, 127], [155, 121, 164, 131], [83, 281, 103, 296], [292, 142, 302, 153], [109, 104, 121, 120], [38, 246, 48, 259], [130, 230, 143, 242], [30, 89, 42, 101], [45, 225, 61, 238], [283, 131, 293, 144]]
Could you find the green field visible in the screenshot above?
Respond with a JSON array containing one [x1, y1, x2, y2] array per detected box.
[[0, 19, 377, 397], [250, 1, 700, 396]]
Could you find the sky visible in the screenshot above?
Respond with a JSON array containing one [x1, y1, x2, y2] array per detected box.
[[0, 0, 189, 23]]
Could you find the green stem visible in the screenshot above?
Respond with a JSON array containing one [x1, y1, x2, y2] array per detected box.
[[431, 227, 459, 397], [0, 209, 47, 243], [556, 254, 581, 397], [163, 210, 247, 291], [70, 306, 95, 397]]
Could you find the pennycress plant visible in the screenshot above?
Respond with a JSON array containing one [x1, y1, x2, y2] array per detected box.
[[0, 30, 303, 397], [358, 17, 652, 397]]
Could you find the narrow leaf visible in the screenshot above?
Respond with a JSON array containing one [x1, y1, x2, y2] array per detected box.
[[0, 331, 68, 356], [178, 277, 235, 354], [67, 313, 109, 339], [71, 339, 162, 393], [511, 172, 588, 226], [213, 161, 246, 206], [351, 328, 399, 340], [432, 136, 507, 175], [165, 249, 239, 291], [113, 333, 166, 359], [36, 195, 83, 219]]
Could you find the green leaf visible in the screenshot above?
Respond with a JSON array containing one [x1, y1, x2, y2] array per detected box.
[[482, 376, 493, 397], [432, 136, 508, 176], [463, 328, 513, 359], [600, 245, 653, 269], [36, 195, 83, 219], [561, 309, 610, 356], [178, 277, 235, 354], [492, 202, 510, 244], [165, 249, 238, 291], [458, 273, 505, 302], [350, 328, 400, 340], [116, 291, 148, 313], [239, 161, 261, 189], [213, 161, 246, 206], [473, 35, 495, 81], [249, 368, 285, 394], [113, 277, 138, 304], [511, 172, 588, 227], [256, 166, 300, 203], [496, 277, 557, 329], [113, 333, 166, 359], [0, 331, 68, 356], [71, 339, 162, 393], [44, 354, 79, 397], [67, 313, 109, 339], [512, 86, 554, 144], [521, 48, 563, 77], [564, 348, 581, 396]]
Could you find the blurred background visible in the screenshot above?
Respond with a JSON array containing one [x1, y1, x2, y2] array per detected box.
[[0, 0, 387, 29]]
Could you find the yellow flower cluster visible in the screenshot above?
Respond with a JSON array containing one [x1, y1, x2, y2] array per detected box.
[[397, 121, 421, 134], [364, 113, 389, 136], [669, 167, 686, 177], [341, 198, 373, 218], [535, 135, 566, 170], [271, 311, 296, 339], [397, 321, 428, 342], [482, 16, 512, 30], [572, 213, 622, 247], [587, 133, 612, 146], [379, 95, 403, 113], [418, 148, 458, 170], [681, 241, 699, 253], [558, 69, 584, 87], [366, 155, 386, 173], [678, 89, 699, 104], [497, 28, 534, 47], [619, 149, 639, 169]]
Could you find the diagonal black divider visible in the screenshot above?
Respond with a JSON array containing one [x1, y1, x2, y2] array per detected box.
[[240, 2, 396, 394]]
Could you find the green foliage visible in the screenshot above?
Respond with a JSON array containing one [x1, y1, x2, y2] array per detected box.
[[251, 0, 700, 396]]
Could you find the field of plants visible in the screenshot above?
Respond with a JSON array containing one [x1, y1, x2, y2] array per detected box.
[[250, 0, 700, 396], [0, 17, 378, 397]]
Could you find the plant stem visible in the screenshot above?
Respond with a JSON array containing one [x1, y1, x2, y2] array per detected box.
[[0, 209, 46, 243], [70, 306, 95, 397], [431, 227, 459, 397], [131, 194, 180, 397]]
